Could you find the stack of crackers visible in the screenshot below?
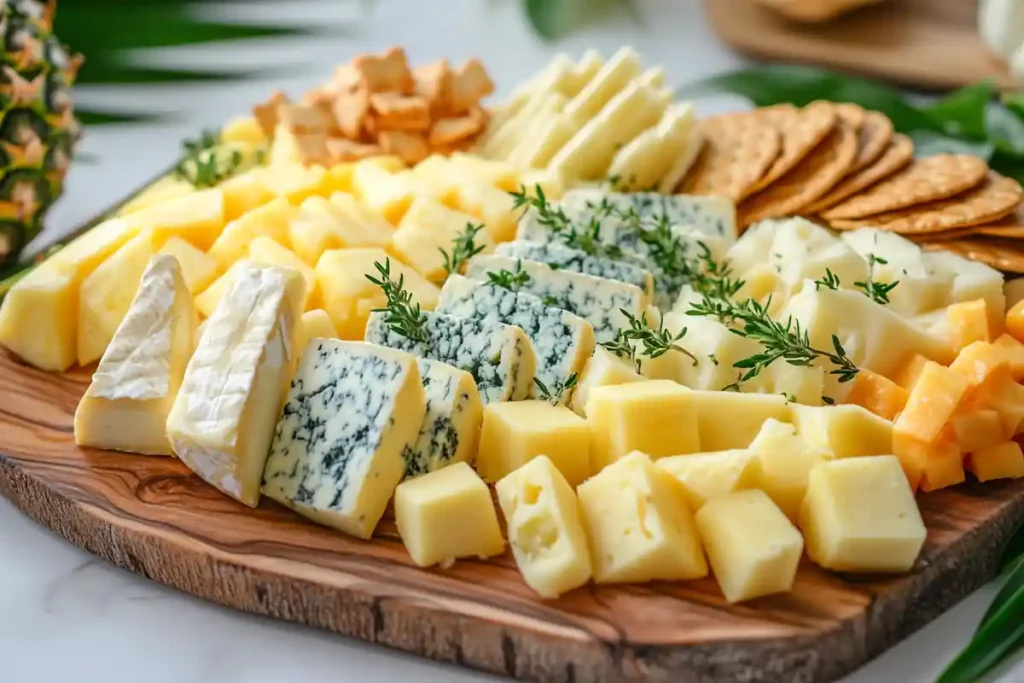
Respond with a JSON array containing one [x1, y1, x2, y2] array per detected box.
[[677, 101, 1024, 272], [253, 47, 495, 166]]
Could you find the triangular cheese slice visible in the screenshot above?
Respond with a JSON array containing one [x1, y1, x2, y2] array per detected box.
[[74, 253, 198, 455]]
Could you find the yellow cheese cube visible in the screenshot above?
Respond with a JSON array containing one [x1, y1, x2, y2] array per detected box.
[[495, 455, 592, 599], [77, 231, 158, 366], [454, 183, 518, 243], [477, 400, 591, 486], [948, 298, 1001, 351], [950, 409, 1007, 453], [158, 237, 218, 294], [799, 456, 926, 573], [844, 369, 908, 422], [262, 162, 327, 205], [208, 197, 296, 270], [48, 217, 140, 284], [219, 168, 275, 221], [657, 449, 754, 511], [967, 441, 1024, 482], [745, 418, 827, 521], [520, 168, 565, 201], [394, 462, 505, 567], [988, 374, 1024, 435], [315, 248, 439, 339], [123, 188, 226, 251], [894, 361, 969, 443], [570, 346, 645, 416], [949, 340, 1009, 388], [577, 451, 708, 584], [299, 309, 338, 348], [0, 262, 76, 371], [791, 404, 893, 459], [892, 427, 963, 492], [894, 353, 931, 391], [248, 236, 317, 308], [586, 380, 699, 473], [994, 334, 1024, 381], [351, 164, 415, 224], [695, 489, 803, 603], [690, 391, 792, 451], [391, 197, 490, 283], [221, 115, 267, 146]]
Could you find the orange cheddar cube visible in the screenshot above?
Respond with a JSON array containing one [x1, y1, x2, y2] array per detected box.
[[895, 354, 931, 391], [948, 298, 1002, 352], [949, 341, 1009, 386], [1006, 300, 1024, 344], [966, 441, 1024, 482], [894, 361, 969, 444], [895, 426, 964, 493], [950, 409, 1008, 453], [845, 369, 908, 421], [988, 376, 1024, 435], [994, 334, 1024, 381]]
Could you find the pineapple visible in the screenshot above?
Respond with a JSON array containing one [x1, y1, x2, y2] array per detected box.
[[0, 0, 82, 266]]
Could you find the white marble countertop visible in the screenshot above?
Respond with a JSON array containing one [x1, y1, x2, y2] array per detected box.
[[2, 0, 1020, 680]]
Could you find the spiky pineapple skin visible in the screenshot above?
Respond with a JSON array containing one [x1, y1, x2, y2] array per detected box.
[[0, 0, 80, 266]]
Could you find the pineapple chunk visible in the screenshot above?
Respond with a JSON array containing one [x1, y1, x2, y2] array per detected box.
[[520, 168, 565, 200], [118, 176, 193, 216], [288, 209, 343, 266], [207, 197, 296, 270], [261, 162, 327, 204], [454, 183, 518, 243], [247, 236, 317, 308], [299, 309, 339, 352], [319, 194, 395, 248], [392, 197, 491, 283], [122, 188, 225, 250], [447, 153, 520, 192], [48, 218, 141, 285], [77, 232, 158, 366], [268, 123, 302, 166], [322, 162, 357, 194], [157, 237, 218, 294], [351, 163, 415, 224], [194, 261, 243, 319], [219, 168, 274, 220], [315, 248, 439, 339], [0, 263, 77, 371], [221, 115, 267, 146]]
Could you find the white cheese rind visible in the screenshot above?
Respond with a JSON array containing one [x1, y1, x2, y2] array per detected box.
[[404, 358, 483, 478]]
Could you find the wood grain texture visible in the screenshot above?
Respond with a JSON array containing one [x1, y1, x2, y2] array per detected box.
[[704, 0, 1016, 91], [0, 348, 1023, 683]]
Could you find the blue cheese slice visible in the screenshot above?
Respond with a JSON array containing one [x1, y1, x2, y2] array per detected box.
[[364, 309, 536, 403], [436, 274, 596, 404], [464, 254, 645, 344], [262, 340, 426, 539], [404, 358, 483, 478]]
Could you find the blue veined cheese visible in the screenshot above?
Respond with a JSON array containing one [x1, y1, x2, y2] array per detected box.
[[436, 274, 596, 404], [262, 340, 426, 539], [404, 358, 483, 478], [464, 254, 645, 344], [495, 240, 654, 304], [364, 309, 536, 403]]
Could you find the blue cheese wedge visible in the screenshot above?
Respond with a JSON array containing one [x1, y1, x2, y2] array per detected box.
[[495, 240, 654, 304], [364, 309, 536, 403], [404, 358, 483, 478], [436, 274, 596, 404], [166, 262, 306, 507], [464, 254, 645, 344], [262, 340, 426, 539]]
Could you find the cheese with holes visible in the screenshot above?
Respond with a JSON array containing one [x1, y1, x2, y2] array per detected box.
[[167, 262, 305, 507], [657, 449, 754, 511], [263, 340, 426, 538], [403, 359, 483, 478], [477, 400, 590, 485]]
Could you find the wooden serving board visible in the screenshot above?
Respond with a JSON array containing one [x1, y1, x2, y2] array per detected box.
[[1, 350, 1024, 682], [704, 0, 1017, 91]]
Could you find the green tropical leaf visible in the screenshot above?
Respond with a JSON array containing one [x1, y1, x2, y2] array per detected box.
[[522, 0, 640, 40], [923, 81, 994, 140], [75, 110, 167, 126]]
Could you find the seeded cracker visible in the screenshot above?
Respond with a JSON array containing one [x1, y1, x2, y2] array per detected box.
[[849, 111, 893, 173], [737, 120, 858, 226], [822, 154, 989, 220], [680, 113, 781, 201], [923, 239, 1024, 274], [803, 134, 913, 214], [827, 173, 1023, 233], [746, 101, 837, 194]]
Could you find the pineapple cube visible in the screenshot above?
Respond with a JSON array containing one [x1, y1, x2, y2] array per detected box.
[[123, 188, 225, 250], [299, 309, 338, 354], [586, 380, 699, 473], [577, 451, 708, 584], [158, 237, 218, 294], [495, 455, 592, 599], [799, 456, 926, 573], [248, 236, 317, 308], [315, 248, 439, 339], [221, 115, 267, 146], [262, 163, 327, 204], [313, 195, 395, 250], [570, 346, 645, 416], [894, 361, 969, 443], [391, 197, 490, 283], [77, 231, 158, 366], [520, 168, 565, 201], [0, 263, 76, 371], [454, 183, 518, 243], [322, 162, 357, 194], [745, 418, 828, 521], [844, 369, 908, 422], [219, 168, 274, 221], [119, 176, 193, 216], [394, 462, 505, 568], [476, 400, 590, 486], [351, 163, 415, 224], [967, 441, 1024, 482], [791, 404, 894, 460], [893, 429, 964, 492], [1007, 300, 1024, 344], [689, 391, 792, 451], [894, 353, 931, 390], [447, 152, 520, 192], [363, 155, 406, 173], [950, 409, 1007, 453], [207, 197, 296, 270], [49, 217, 140, 283], [268, 123, 301, 165], [994, 334, 1024, 381], [288, 209, 343, 266], [948, 298, 1002, 351], [695, 489, 803, 603], [657, 449, 754, 511]]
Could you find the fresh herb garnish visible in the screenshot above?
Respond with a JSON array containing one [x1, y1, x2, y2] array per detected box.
[[439, 223, 486, 277], [509, 184, 623, 259], [534, 372, 578, 404], [366, 259, 429, 343], [600, 310, 698, 372], [822, 396, 835, 405], [487, 259, 531, 292], [814, 268, 841, 291], [854, 254, 899, 305], [173, 130, 244, 188]]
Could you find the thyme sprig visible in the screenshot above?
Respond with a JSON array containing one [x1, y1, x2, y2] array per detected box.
[[854, 254, 899, 305], [487, 259, 531, 292], [600, 310, 698, 372], [173, 130, 243, 188], [366, 259, 429, 343], [814, 268, 841, 291], [440, 223, 486, 277], [534, 373, 578, 405], [509, 185, 623, 259]]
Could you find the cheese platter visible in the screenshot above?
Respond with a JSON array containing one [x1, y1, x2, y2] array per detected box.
[[4, 45, 1024, 682]]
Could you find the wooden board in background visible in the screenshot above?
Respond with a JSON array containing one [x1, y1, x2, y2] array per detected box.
[[704, 0, 1016, 91], [1, 348, 1023, 682]]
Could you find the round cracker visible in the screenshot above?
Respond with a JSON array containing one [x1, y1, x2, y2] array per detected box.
[[827, 173, 1023, 234], [922, 238, 1024, 274], [972, 205, 1024, 238], [821, 154, 989, 220], [802, 134, 914, 214], [680, 114, 780, 201], [833, 102, 867, 131], [738, 121, 858, 226], [745, 101, 837, 194]]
